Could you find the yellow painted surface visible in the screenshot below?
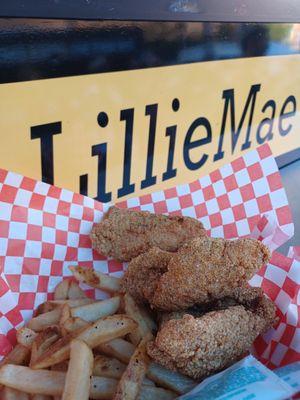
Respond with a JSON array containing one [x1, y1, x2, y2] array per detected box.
[[0, 55, 299, 201]]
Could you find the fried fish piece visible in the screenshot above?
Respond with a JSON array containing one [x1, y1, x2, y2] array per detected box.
[[158, 286, 270, 326], [147, 288, 277, 380], [121, 247, 172, 304], [152, 237, 270, 310], [90, 206, 206, 262], [122, 236, 270, 311]]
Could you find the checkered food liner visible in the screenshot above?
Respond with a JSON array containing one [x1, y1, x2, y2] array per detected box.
[[0, 143, 299, 369]]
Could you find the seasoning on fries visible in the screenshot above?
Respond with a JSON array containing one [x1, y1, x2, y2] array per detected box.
[[62, 339, 93, 400], [113, 335, 151, 400]]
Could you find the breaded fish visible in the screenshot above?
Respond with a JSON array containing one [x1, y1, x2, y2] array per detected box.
[[90, 206, 206, 262], [121, 247, 172, 304], [121, 237, 270, 311], [147, 288, 277, 380]]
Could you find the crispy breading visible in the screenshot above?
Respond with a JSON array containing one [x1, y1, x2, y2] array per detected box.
[[121, 247, 173, 304], [158, 286, 267, 327], [90, 206, 206, 262], [147, 289, 277, 380], [152, 237, 270, 310], [122, 236, 270, 310]]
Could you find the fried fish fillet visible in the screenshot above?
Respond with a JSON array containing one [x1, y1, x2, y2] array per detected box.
[[147, 288, 277, 380], [121, 247, 172, 304], [90, 206, 206, 262], [121, 237, 270, 311]]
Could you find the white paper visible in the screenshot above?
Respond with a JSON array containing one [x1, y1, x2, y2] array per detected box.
[[179, 355, 296, 400]]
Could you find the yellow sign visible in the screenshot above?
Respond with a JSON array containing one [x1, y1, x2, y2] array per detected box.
[[0, 55, 299, 202]]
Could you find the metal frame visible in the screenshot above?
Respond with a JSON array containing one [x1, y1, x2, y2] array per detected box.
[[0, 0, 300, 22]]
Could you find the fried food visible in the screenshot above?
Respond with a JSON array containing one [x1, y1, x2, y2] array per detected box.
[[122, 237, 270, 310], [121, 247, 172, 305], [147, 288, 277, 380], [90, 206, 206, 262]]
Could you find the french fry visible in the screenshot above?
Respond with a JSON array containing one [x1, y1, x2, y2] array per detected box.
[[30, 327, 60, 367], [138, 307, 157, 335], [37, 298, 93, 316], [124, 294, 153, 345], [93, 355, 126, 379], [1, 386, 30, 400], [27, 308, 62, 332], [59, 304, 71, 336], [35, 301, 57, 315], [89, 376, 117, 399], [71, 297, 120, 322], [97, 338, 135, 364], [90, 377, 176, 400], [0, 365, 65, 396], [60, 304, 71, 324], [49, 299, 94, 307], [142, 378, 155, 386], [147, 363, 197, 394], [51, 360, 69, 372], [0, 366, 174, 400], [68, 281, 87, 299], [54, 280, 70, 300], [62, 340, 93, 400], [61, 317, 89, 334], [0, 345, 30, 367], [32, 315, 137, 369], [113, 335, 151, 400], [69, 265, 120, 293], [93, 355, 154, 386], [138, 386, 176, 400], [16, 328, 37, 349]]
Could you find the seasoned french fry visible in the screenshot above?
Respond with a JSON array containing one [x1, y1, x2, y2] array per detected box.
[[30, 327, 60, 367], [0, 366, 174, 400], [93, 355, 154, 386], [27, 308, 61, 332], [16, 328, 37, 349], [69, 265, 120, 293], [51, 361, 69, 372], [97, 338, 135, 364], [138, 386, 176, 400], [50, 299, 94, 307], [60, 304, 71, 325], [89, 376, 117, 399], [54, 280, 70, 300], [35, 301, 57, 315], [61, 317, 89, 334], [32, 315, 137, 369], [1, 386, 30, 399], [37, 299, 93, 316], [62, 340, 93, 400], [142, 378, 155, 386], [0, 365, 65, 396], [93, 355, 126, 379], [59, 304, 71, 336], [68, 281, 87, 299], [113, 336, 151, 400], [90, 377, 176, 400], [0, 345, 30, 367], [71, 297, 120, 322], [138, 307, 157, 335], [147, 362, 196, 394], [124, 294, 153, 345]]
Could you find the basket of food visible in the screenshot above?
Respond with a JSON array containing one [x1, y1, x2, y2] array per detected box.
[[0, 144, 299, 399]]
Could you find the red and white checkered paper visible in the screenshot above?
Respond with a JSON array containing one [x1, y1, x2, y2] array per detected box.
[[0, 143, 299, 370]]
